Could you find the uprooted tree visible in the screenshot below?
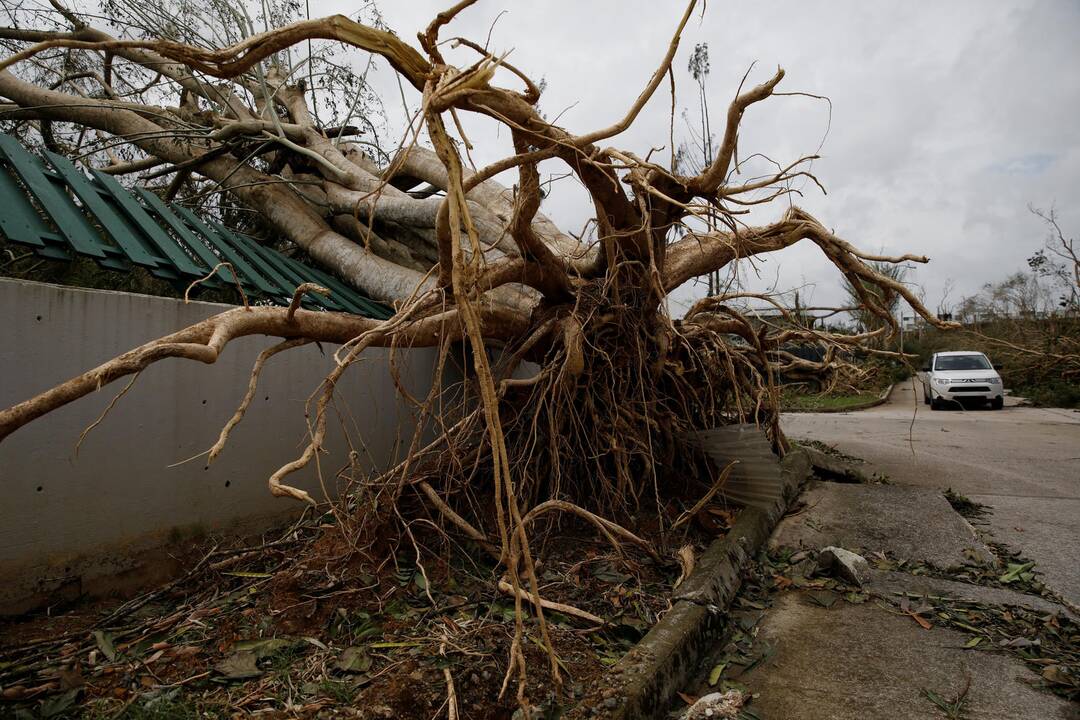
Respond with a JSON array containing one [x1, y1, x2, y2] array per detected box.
[[0, 0, 953, 699]]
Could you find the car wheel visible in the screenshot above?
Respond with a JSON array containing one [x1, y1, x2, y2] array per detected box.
[[930, 392, 942, 411], [923, 386, 930, 405], [991, 397, 1003, 410]]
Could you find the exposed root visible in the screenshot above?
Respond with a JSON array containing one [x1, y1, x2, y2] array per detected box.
[[74, 370, 140, 456], [497, 580, 605, 627], [440, 641, 459, 720], [671, 461, 737, 530], [674, 544, 696, 589], [418, 480, 498, 557], [207, 338, 311, 465], [286, 283, 331, 322], [520, 500, 659, 562]]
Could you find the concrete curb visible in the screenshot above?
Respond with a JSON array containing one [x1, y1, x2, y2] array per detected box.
[[781, 380, 900, 414], [799, 445, 869, 483], [567, 448, 812, 720]]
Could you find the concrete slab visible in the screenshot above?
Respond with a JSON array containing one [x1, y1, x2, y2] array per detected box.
[[968, 494, 1080, 608], [729, 593, 1077, 720], [770, 482, 994, 569], [782, 381, 1080, 606], [868, 569, 1068, 616]]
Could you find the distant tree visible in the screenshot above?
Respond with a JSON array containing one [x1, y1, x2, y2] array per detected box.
[[1029, 205, 1079, 311], [674, 43, 725, 296], [842, 260, 907, 341]]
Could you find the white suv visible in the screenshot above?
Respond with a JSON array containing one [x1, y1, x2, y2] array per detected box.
[[921, 351, 1004, 410]]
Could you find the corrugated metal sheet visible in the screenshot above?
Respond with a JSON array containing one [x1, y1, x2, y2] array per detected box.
[[682, 424, 784, 509], [0, 134, 391, 319]]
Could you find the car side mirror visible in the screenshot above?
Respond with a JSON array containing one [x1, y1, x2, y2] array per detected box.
[[993, 364, 1003, 371], [921, 364, 930, 373]]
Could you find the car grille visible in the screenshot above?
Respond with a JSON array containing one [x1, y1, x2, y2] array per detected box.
[[949, 386, 990, 393]]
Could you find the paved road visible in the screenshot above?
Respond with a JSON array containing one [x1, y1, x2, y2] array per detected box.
[[783, 382, 1080, 605]]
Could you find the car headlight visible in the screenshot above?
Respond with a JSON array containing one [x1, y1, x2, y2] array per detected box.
[[933, 377, 949, 385], [988, 377, 1002, 384]]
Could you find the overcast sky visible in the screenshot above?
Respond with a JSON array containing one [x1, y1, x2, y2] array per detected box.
[[318, 0, 1079, 318]]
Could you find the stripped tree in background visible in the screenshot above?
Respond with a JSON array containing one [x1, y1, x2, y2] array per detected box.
[[0, 0, 953, 698]]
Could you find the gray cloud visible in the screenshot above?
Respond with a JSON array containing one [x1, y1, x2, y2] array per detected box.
[[319, 0, 1080, 317]]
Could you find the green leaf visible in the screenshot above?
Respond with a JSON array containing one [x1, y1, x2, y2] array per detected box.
[[720, 679, 750, 694], [93, 630, 117, 662], [999, 562, 1036, 584], [233, 637, 295, 658], [215, 651, 262, 680], [40, 688, 80, 718], [741, 645, 776, 674], [304, 636, 329, 651], [336, 646, 372, 673], [708, 663, 727, 686], [964, 636, 982, 648], [223, 571, 273, 578]]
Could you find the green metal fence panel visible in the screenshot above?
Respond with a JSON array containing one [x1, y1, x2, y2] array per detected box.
[[42, 150, 174, 277], [210, 223, 341, 312], [0, 163, 70, 260], [133, 189, 229, 288], [0, 135, 392, 319], [0, 135, 126, 268], [283, 257, 393, 319], [169, 206, 281, 297], [90, 169, 207, 278], [205, 222, 302, 302]]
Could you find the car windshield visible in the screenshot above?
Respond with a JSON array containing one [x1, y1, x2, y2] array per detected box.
[[935, 354, 991, 371]]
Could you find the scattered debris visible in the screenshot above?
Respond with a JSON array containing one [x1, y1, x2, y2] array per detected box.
[[815, 547, 870, 587], [866, 550, 1079, 700], [679, 689, 748, 719], [0, 501, 733, 718]]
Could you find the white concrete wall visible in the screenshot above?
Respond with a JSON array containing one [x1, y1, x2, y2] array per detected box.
[[0, 279, 439, 612]]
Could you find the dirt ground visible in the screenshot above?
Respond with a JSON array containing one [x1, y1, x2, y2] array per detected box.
[[0, 498, 739, 718]]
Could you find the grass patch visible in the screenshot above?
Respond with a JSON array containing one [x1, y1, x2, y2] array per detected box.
[[780, 389, 882, 412]]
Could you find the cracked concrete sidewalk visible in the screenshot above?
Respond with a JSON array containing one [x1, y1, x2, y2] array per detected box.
[[676, 385, 1079, 719], [680, 478, 1077, 719]]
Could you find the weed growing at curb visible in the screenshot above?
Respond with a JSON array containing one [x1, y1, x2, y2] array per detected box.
[[922, 676, 971, 720], [943, 488, 989, 519]]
